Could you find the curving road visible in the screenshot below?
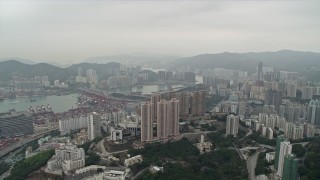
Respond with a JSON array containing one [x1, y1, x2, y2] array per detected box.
[[247, 148, 266, 180]]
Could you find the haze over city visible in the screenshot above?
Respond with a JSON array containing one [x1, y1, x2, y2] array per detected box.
[[1, 1, 320, 180], [1, 0, 320, 64]]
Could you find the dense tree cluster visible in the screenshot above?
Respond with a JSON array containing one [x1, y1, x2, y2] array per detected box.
[[245, 132, 276, 146], [298, 137, 320, 180], [200, 124, 217, 131], [140, 148, 248, 180], [211, 115, 227, 122], [129, 138, 199, 163], [4, 149, 54, 180], [0, 162, 10, 176], [129, 138, 247, 179], [77, 136, 103, 153], [255, 152, 273, 176], [292, 144, 306, 158], [207, 130, 235, 148], [85, 152, 101, 166]]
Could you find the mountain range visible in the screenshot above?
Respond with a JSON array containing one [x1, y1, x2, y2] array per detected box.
[[0, 60, 120, 81], [84, 53, 180, 68], [170, 50, 320, 73], [1, 50, 320, 81]]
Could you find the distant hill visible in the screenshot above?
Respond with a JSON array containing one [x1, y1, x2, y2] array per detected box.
[[0, 60, 120, 81], [85, 53, 180, 67], [171, 50, 320, 73], [0, 60, 72, 81], [0, 57, 37, 65]]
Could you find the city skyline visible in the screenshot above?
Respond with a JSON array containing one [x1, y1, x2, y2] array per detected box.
[[1, 0, 320, 63]]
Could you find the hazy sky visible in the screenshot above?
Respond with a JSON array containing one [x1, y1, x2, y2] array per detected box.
[[0, 0, 319, 64]]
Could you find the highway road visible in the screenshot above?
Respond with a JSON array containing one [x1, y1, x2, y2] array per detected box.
[[176, 131, 216, 141], [247, 148, 266, 180], [99, 139, 129, 156], [0, 128, 58, 158]]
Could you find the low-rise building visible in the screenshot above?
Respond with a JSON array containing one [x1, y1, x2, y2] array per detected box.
[[195, 135, 213, 153], [266, 152, 275, 162], [124, 155, 143, 167], [46, 144, 85, 173], [83, 170, 129, 180]]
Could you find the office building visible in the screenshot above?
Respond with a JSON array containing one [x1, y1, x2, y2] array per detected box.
[[282, 154, 298, 180], [277, 141, 292, 177], [87, 112, 102, 140], [0, 112, 34, 137], [226, 115, 239, 137], [140, 102, 154, 142]]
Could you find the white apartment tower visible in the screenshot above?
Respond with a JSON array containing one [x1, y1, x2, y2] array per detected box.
[[87, 112, 101, 140], [277, 141, 292, 177], [226, 115, 239, 137]]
